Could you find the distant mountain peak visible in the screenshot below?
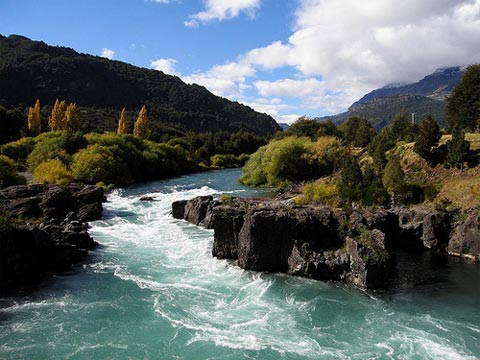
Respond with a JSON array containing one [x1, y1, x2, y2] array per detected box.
[[316, 66, 465, 130]]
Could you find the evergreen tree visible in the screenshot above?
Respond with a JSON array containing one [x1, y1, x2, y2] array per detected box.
[[338, 156, 363, 202], [446, 64, 480, 132], [134, 105, 151, 139], [382, 156, 405, 207], [338, 116, 375, 147], [65, 102, 79, 134], [446, 126, 470, 168], [48, 99, 67, 131], [413, 114, 441, 161], [117, 108, 129, 135], [27, 99, 41, 136], [391, 112, 417, 142]]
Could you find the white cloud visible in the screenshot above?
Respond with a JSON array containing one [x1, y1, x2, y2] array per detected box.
[[151, 58, 179, 75], [181, 0, 480, 123], [185, 0, 261, 27], [182, 61, 256, 97], [101, 48, 115, 60]]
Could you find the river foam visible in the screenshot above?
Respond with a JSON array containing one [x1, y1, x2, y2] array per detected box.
[[1, 169, 478, 359]]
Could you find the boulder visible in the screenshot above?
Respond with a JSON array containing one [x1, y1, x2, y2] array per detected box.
[[183, 196, 213, 226], [0, 183, 104, 291], [172, 200, 187, 220], [448, 212, 480, 261], [211, 205, 245, 259]]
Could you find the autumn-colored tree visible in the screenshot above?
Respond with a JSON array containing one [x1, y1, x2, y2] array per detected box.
[[48, 99, 67, 131], [134, 105, 151, 139], [117, 108, 129, 135], [27, 99, 42, 136], [65, 102, 79, 134]]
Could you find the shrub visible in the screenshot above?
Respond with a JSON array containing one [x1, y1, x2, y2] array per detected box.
[[27, 133, 69, 171], [71, 144, 131, 185], [296, 182, 339, 206], [210, 154, 239, 169], [1, 137, 35, 161], [33, 159, 73, 185], [0, 155, 26, 188]]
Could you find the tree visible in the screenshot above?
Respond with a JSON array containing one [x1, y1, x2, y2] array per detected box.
[[27, 99, 42, 136], [65, 102, 79, 134], [285, 116, 321, 139], [338, 117, 375, 147], [446, 126, 470, 168], [117, 108, 129, 135], [391, 112, 417, 142], [134, 105, 151, 139], [382, 156, 405, 207], [48, 99, 67, 131], [338, 156, 363, 202], [414, 114, 441, 161], [446, 64, 480, 132]]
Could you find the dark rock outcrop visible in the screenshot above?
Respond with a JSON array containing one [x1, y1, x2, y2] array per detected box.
[[172, 197, 479, 289], [448, 212, 480, 261], [0, 184, 105, 291]]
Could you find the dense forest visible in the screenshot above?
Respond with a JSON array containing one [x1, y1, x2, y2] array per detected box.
[[0, 34, 280, 140]]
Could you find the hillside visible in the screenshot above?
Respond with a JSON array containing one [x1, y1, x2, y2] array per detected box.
[[318, 67, 465, 129], [0, 34, 280, 138]]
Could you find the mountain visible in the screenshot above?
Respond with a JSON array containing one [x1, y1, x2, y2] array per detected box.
[[318, 67, 465, 129], [0, 34, 281, 138]]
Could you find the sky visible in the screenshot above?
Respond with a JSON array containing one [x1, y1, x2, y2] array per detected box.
[[1, 0, 480, 124]]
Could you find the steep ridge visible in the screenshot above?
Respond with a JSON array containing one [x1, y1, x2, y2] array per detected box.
[[0, 34, 281, 138], [318, 67, 465, 129]]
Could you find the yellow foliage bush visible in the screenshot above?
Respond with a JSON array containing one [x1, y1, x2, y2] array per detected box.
[[34, 159, 73, 185], [295, 181, 339, 206]]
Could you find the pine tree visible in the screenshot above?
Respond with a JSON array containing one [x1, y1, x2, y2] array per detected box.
[[65, 102, 79, 134], [117, 108, 129, 135], [48, 99, 67, 131], [446, 126, 470, 168], [27, 99, 42, 136], [134, 105, 151, 139], [447, 64, 480, 132], [414, 114, 441, 161]]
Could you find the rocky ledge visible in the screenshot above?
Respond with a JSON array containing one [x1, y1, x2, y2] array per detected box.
[[172, 196, 479, 290], [0, 184, 105, 291]]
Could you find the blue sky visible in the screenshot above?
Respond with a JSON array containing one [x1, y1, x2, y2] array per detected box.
[[1, 0, 480, 123]]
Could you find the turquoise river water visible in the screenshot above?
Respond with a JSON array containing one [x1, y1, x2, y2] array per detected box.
[[1, 168, 479, 359]]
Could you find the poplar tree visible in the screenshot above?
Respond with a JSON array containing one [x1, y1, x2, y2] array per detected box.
[[65, 102, 79, 134], [27, 99, 42, 136], [117, 108, 129, 135], [134, 105, 151, 139], [48, 99, 67, 131]]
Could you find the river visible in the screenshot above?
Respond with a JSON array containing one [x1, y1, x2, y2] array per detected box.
[[1, 168, 479, 359]]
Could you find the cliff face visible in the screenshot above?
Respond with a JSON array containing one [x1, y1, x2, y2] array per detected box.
[[0, 184, 104, 291], [172, 197, 479, 290]]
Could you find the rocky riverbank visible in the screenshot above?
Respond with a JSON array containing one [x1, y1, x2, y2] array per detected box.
[[172, 196, 479, 290], [0, 184, 105, 292]]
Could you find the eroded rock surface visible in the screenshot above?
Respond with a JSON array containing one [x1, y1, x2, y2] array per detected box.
[[0, 184, 105, 291], [172, 197, 479, 289]]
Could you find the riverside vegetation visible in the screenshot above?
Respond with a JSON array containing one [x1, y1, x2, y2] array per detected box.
[[241, 64, 480, 211]]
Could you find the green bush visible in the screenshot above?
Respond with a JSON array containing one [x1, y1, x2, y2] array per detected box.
[[210, 154, 239, 169], [241, 136, 345, 187], [296, 182, 339, 206], [1, 137, 35, 161], [33, 159, 73, 185], [0, 155, 26, 188], [71, 144, 131, 185], [27, 132, 70, 171]]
